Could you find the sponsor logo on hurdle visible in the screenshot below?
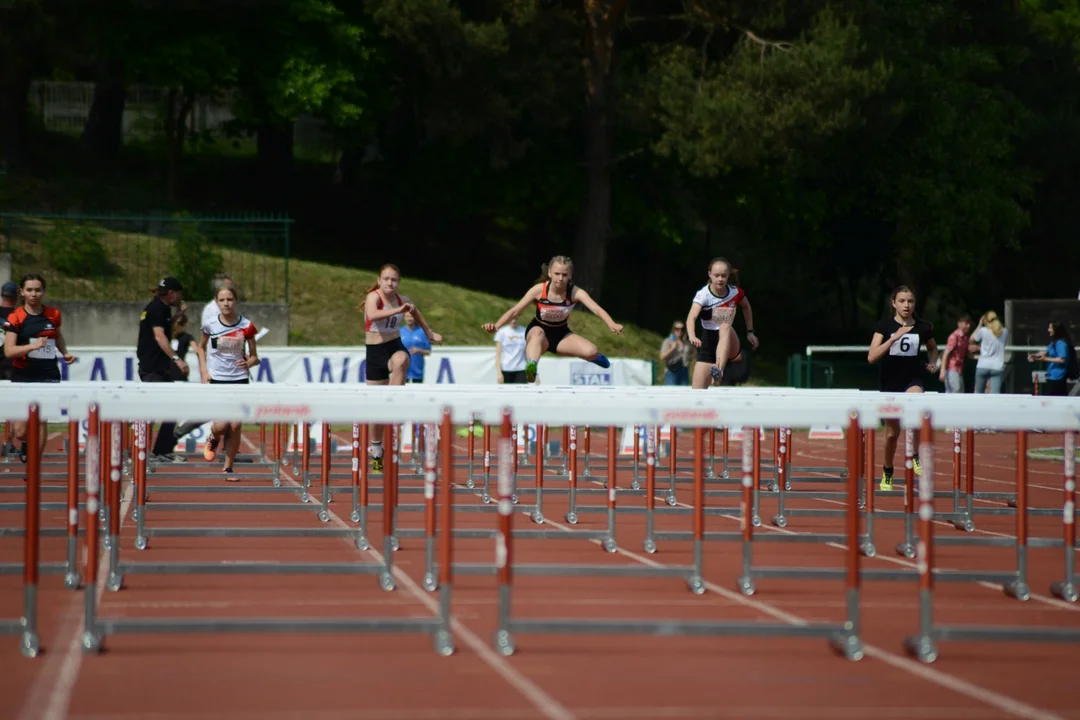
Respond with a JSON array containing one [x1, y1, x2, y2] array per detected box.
[[570, 362, 613, 386], [253, 404, 312, 420], [877, 403, 903, 418], [659, 408, 719, 424]]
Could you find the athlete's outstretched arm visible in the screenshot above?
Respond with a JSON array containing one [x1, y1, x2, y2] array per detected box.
[[685, 303, 703, 347], [738, 296, 758, 349], [403, 298, 443, 345], [572, 288, 623, 334], [484, 284, 543, 333]]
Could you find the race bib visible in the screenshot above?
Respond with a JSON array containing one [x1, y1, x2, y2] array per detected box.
[[540, 308, 569, 323], [711, 305, 736, 325], [217, 336, 245, 355], [889, 331, 919, 357], [28, 338, 57, 360]]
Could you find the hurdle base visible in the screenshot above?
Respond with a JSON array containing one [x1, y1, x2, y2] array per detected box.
[[504, 618, 853, 643], [1049, 580, 1078, 603], [115, 561, 387, 575], [930, 624, 1080, 644]]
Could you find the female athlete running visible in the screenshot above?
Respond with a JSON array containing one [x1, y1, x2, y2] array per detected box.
[[363, 264, 442, 471], [685, 257, 757, 389], [867, 285, 938, 492], [200, 285, 259, 478], [1, 274, 76, 463], [482, 255, 623, 383]]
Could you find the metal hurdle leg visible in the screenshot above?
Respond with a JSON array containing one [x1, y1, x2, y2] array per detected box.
[[423, 422, 438, 591], [1050, 430, 1077, 602], [643, 425, 657, 553], [896, 429, 916, 559], [481, 425, 493, 504], [81, 404, 103, 653], [949, 429, 975, 532], [564, 426, 579, 523], [105, 422, 125, 593], [18, 406, 42, 657], [64, 420, 82, 588], [1002, 431, 1031, 602], [860, 429, 878, 558], [350, 424, 370, 549]]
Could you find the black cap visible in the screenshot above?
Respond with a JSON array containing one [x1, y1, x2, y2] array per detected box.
[[158, 276, 184, 293], [0, 281, 17, 298]]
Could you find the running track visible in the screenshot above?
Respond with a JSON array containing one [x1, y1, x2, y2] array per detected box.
[[1, 427, 1078, 720]]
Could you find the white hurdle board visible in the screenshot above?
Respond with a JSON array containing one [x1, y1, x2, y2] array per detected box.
[[3, 383, 1079, 433]]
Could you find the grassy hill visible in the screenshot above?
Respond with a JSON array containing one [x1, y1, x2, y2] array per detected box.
[[2, 215, 669, 376]]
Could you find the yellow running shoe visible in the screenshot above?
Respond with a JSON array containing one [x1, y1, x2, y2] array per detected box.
[[370, 455, 384, 473], [912, 457, 922, 477], [879, 468, 894, 492]]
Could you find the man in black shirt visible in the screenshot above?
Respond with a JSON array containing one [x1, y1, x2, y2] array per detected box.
[[138, 277, 189, 463]]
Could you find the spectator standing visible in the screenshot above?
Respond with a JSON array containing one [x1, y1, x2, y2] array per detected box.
[[0, 281, 18, 383], [137, 277, 189, 463], [969, 310, 1008, 394], [494, 312, 528, 384], [1028, 317, 1076, 397], [659, 321, 693, 386], [399, 311, 431, 383], [938, 313, 971, 393]]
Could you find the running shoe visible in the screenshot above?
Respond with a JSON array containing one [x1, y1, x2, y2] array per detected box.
[[525, 360, 538, 383], [371, 455, 384, 473], [912, 457, 922, 477], [592, 353, 611, 369], [710, 365, 723, 386], [879, 468, 893, 492]]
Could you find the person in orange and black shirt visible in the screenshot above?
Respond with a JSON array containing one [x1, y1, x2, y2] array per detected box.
[[1, 274, 76, 463], [1, 281, 19, 458]]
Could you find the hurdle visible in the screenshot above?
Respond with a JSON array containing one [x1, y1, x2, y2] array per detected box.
[[0, 419, 84, 587], [491, 407, 866, 660], [905, 423, 1080, 662], [70, 401, 456, 655], [0, 405, 42, 656]]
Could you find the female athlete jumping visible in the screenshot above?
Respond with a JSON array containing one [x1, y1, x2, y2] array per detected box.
[[482, 256, 623, 383], [363, 264, 442, 471], [685, 257, 757, 389], [867, 285, 938, 492], [1, 274, 76, 463], [200, 285, 259, 478]]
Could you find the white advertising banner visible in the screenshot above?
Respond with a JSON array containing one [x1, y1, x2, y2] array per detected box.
[[56, 345, 655, 387], [53, 346, 654, 452]]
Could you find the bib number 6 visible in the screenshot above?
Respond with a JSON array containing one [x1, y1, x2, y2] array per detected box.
[[892, 333, 917, 357]]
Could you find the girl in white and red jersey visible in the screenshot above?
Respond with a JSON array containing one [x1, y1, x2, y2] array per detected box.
[[482, 255, 623, 383], [362, 264, 442, 472], [199, 285, 259, 478], [685, 257, 758, 389]]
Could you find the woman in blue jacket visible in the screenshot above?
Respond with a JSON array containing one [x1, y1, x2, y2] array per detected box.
[[1027, 317, 1075, 396]]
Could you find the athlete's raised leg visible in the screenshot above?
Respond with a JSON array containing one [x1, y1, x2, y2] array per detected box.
[[710, 323, 741, 385], [524, 325, 549, 382], [555, 333, 609, 368]]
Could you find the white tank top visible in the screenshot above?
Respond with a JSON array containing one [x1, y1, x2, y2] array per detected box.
[[365, 291, 405, 334]]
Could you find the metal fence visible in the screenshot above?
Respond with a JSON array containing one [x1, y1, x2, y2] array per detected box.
[[0, 213, 292, 303]]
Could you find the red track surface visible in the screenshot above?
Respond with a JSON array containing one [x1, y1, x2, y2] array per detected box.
[[2, 426, 1079, 720]]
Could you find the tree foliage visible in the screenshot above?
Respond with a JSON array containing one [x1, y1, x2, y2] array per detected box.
[[7, 0, 1080, 357]]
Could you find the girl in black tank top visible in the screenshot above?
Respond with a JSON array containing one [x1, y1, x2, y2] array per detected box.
[[482, 256, 624, 383]]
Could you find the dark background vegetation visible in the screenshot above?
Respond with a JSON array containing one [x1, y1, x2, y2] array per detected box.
[[2, 0, 1079, 375]]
